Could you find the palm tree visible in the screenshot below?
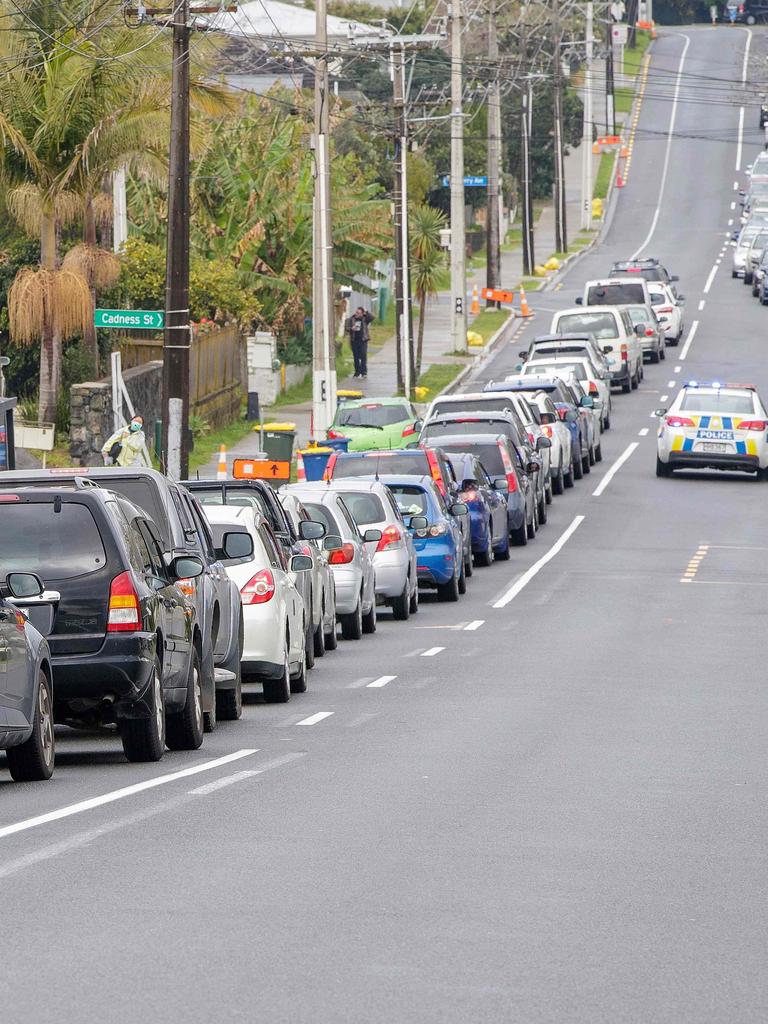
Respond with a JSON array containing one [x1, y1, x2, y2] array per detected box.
[[410, 204, 446, 378]]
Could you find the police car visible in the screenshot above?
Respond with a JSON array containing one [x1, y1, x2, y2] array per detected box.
[[655, 382, 768, 478]]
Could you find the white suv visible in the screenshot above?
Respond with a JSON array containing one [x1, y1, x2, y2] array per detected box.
[[550, 307, 643, 394]]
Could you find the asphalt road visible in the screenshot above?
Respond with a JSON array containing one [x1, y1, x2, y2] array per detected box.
[[2, 26, 767, 1024]]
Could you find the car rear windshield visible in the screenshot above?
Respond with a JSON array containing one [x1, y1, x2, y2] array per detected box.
[[99, 478, 169, 543], [586, 283, 645, 305], [333, 453, 427, 478], [625, 306, 649, 325], [195, 489, 269, 514], [431, 398, 518, 419], [336, 404, 410, 428], [386, 485, 429, 517], [525, 361, 589, 380], [611, 267, 665, 282], [335, 491, 386, 525], [0, 502, 108, 580], [302, 502, 339, 536], [422, 419, 514, 440], [679, 393, 755, 414], [555, 312, 618, 339], [437, 441, 504, 476]]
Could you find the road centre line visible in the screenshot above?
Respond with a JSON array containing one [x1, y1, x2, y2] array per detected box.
[[421, 647, 445, 657], [464, 620, 485, 631], [638, 427, 649, 436], [631, 34, 690, 258], [703, 263, 719, 294], [667, 380, 677, 388], [742, 27, 752, 85], [592, 443, 639, 498], [698, 300, 705, 310], [660, 394, 668, 402], [733, 180, 739, 190], [189, 770, 260, 796], [679, 320, 699, 360], [0, 749, 259, 842], [730, 200, 736, 210], [367, 675, 396, 688], [297, 712, 334, 725], [736, 107, 745, 171], [493, 516, 584, 609], [674, 366, 681, 373]]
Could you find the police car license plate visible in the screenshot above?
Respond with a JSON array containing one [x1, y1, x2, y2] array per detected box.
[[702, 442, 727, 453]]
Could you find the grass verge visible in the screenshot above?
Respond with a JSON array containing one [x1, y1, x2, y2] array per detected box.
[[415, 361, 465, 398], [594, 150, 616, 200], [469, 307, 509, 343], [624, 30, 652, 78]]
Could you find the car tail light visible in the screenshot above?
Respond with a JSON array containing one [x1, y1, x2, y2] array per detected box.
[[588, 382, 599, 395], [424, 448, 446, 495], [298, 542, 313, 556], [645, 328, 655, 336], [0, 494, 20, 502], [738, 420, 767, 431], [327, 429, 344, 440], [323, 452, 338, 480], [461, 488, 479, 502], [540, 425, 553, 438], [556, 406, 568, 421], [107, 571, 141, 632], [499, 444, 518, 493], [401, 423, 417, 437], [657, 306, 674, 314], [240, 568, 275, 605], [376, 525, 403, 552], [527, 431, 535, 444], [665, 415, 695, 428], [328, 543, 356, 564], [620, 344, 629, 362], [428, 522, 448, 537]]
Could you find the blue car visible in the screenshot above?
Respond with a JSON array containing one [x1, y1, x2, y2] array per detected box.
[[444, 451, 509, 564], [376, 475, 468, 602]]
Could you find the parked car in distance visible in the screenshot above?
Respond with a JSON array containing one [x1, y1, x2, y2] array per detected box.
[[445, 452, 510, 564], [203, 505, 310, 701], [323, 479, 420, 616], [282, 485, 379, 640], [514, 388, 574, 495], [608, 257, 678, 284], [577, 276, 651, 308], [326, 396, 421, 451], [647, 281, 685, 343], [0, 487, 209, 763], [623, 303, 666, 363], [521, 356, 608, 441], [549, 307, 642, 393], [520, 333, 612, 377], [0, 571, 57, 781]]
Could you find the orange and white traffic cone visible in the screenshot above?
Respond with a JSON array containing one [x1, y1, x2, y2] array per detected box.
[[470, 284, 480, 315], [519, 287, 533, 318], [296, 450, 306, 481], [216, 444, 227, 480]]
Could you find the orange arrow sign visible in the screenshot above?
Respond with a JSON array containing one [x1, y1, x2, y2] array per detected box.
[[481, 287, 515, 304]]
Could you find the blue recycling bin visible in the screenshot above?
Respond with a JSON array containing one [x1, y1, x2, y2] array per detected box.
[[299, 446, 334, 481], [323, 436, 351, 453]]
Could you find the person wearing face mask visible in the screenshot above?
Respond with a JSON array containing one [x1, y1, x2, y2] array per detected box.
[[101, 415, 146, 467]]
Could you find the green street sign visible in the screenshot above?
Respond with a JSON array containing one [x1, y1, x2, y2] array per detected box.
[[94, 308, 165, 330]]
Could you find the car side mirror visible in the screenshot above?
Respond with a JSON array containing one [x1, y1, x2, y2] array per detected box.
[[518, 350, 528, 359], [298, 520, 326, 541], [601, 345, 613, 354], [362, 528, 382, 543], [412, 419, 423, 433], [169, 555, 204, 580], [323, 534, 343, 551], [565, 410, 579, 423], [492, 476, 509, 492], [526, 461, 540, 474], [6, 571, 44, 599], [634, 324, 646, 336], [289, 554, 313, 572], [580, 396, 594, 408], [654, 407, 668, 417], [671, 275, 679, 281], [450, 502, 468, 516], [535, 435, 552, 450], [677, 294, 686, 302], [408, 515, 428, 531], [575, 296, 583, 305], [217, 531, 254, 561], [540, 412, 556, 424]]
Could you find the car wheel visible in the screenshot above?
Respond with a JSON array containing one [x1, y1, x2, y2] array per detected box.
[[552, 463, 565, 495], [656, 455, 673, 478], [263, 649, 291, 702], [464, 549, 473, 578], [458, 559, 467, 595], [582, 452, 591, 474], [166, 646, 205, 750], [290, 630, 307, 693], [660, 346, 666, 361], [7, 669, 54, 782], [732, 270, 738, 279], [120, 656, 165, 763], [409, 583, 419, 614], [493, 528, 511, 561], [476, 524, 494, 566], [304, 609, 315, 671], [588, 445, 596, 467], [216, 615, 243, 721], [630, 371, 638, 390], [526, 509, 536, 540], [392, 580, 411, 620], [573, 453, 583, 480], [341, 600, 363, 640], [202, 641, 216, 734], [510, 520, 528, 545], [745, 272, 753, 285], [622, 379, 631, 394], [545, 477, 553, 504], [537, 492, 547, 525], [595, 442, 603, 463], [362, 598, 377, 634], [437, 570, 459, 602], [324, 620, 339, 650], [313, 617, 326, 657], [563, 460, 575, 488], [650, 349, 660, 364]]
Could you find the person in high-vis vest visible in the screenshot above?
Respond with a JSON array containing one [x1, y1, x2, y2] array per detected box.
[[101, 415, 146, 467]]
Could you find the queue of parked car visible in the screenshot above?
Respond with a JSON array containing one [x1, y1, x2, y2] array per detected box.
[[0, 256, 682, 781]]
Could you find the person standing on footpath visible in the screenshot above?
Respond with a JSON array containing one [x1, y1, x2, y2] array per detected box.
[[345, 306, 373, 379], [101, 414, 146, 466]]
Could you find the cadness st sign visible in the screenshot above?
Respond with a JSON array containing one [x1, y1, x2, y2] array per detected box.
[[94, 308, 165, 330]]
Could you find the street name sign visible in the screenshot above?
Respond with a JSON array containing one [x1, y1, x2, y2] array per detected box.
[[441, 175, 488, 188], [94, 308, 165, 330]]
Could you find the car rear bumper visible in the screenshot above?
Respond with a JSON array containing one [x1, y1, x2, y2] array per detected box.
[[331, 567, 363, 614], [415, 540, 456, 586], [372, 549, 410, 598], [609, 366, 631, 385], [242, 606, 284, 666], [50, 632, 156, 712], [668, 451, 760, 473]]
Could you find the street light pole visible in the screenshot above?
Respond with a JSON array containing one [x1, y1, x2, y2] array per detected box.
[[580, 0, 594, 231], [162, 0, 191, 479], [553, 24, 567, 254], [521, 80, 534, 275], [450, 0, 467, 353], [486, 0, 501, 303], [392, 42, 413, 397]]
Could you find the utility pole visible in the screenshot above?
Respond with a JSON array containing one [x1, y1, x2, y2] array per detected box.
[[580, 0, 594, 231], [450, 0, 467, 353], [521, 80, 534, 275], [162, 0, 191, 479], [605, 16, 616, 135], [312, 0, 336, 438], [392, 42, 413, 396], [552, 10, 567, 254], [112, 167, 128, 253], [485, 0, 501, 303]]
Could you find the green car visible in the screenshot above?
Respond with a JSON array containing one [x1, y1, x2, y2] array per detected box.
[[328, 397, 421, 451]]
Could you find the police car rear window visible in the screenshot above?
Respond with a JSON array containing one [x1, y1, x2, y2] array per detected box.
[[679, 393, 755, 414]]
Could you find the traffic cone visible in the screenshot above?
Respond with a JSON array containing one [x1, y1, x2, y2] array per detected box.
[[216, 444, 227, 480], [470, 284, 480, 315], [519, 287, 533, 318], [296, 450, 306, 481]]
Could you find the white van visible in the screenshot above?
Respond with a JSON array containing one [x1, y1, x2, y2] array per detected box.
[[549, 306, 643, 394], [577, 277, 652, 308]]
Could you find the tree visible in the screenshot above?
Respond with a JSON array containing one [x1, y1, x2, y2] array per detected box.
[[410, 203, 446, 377]]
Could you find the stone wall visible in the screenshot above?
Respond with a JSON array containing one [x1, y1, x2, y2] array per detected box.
[[69, 360, 163, 466]]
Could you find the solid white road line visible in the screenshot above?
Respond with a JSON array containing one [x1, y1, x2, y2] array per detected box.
[[421, 646, 445, 657], [742, 27, 752, 85], [638, 427, 649, 436], [592, 443, 639, 498], [367, 674, 396, 688], [736, 107, 745, 171], [189, 770, 260, 796], [494, 516, 585, 609], [297, 711, 334, 725], [631, 34, 690, 258], [679, 320, 698, 360], [464, 620, 485, 631], [703, 263, 719, 294], [0, 749, 259, 842]]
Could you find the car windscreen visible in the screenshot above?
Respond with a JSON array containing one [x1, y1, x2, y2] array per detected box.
[[586, 283, 645, 305], [386, 484, 429, 517], [336, 404, 410, 428], [648, 289, 669, 307], [679, 392, 755, 414], [422, 419, 514, 440], [98, 478, 169, 544], [333, 453, 427, 478], [436, 441, 504, 476], [0, 502, 108, 580], [555, 312, 618, 339], [431, 398, 519, 421], [335, 491, 386, 525]]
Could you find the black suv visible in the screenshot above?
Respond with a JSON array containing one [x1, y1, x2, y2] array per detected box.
[[0, 488, 206, 762]]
